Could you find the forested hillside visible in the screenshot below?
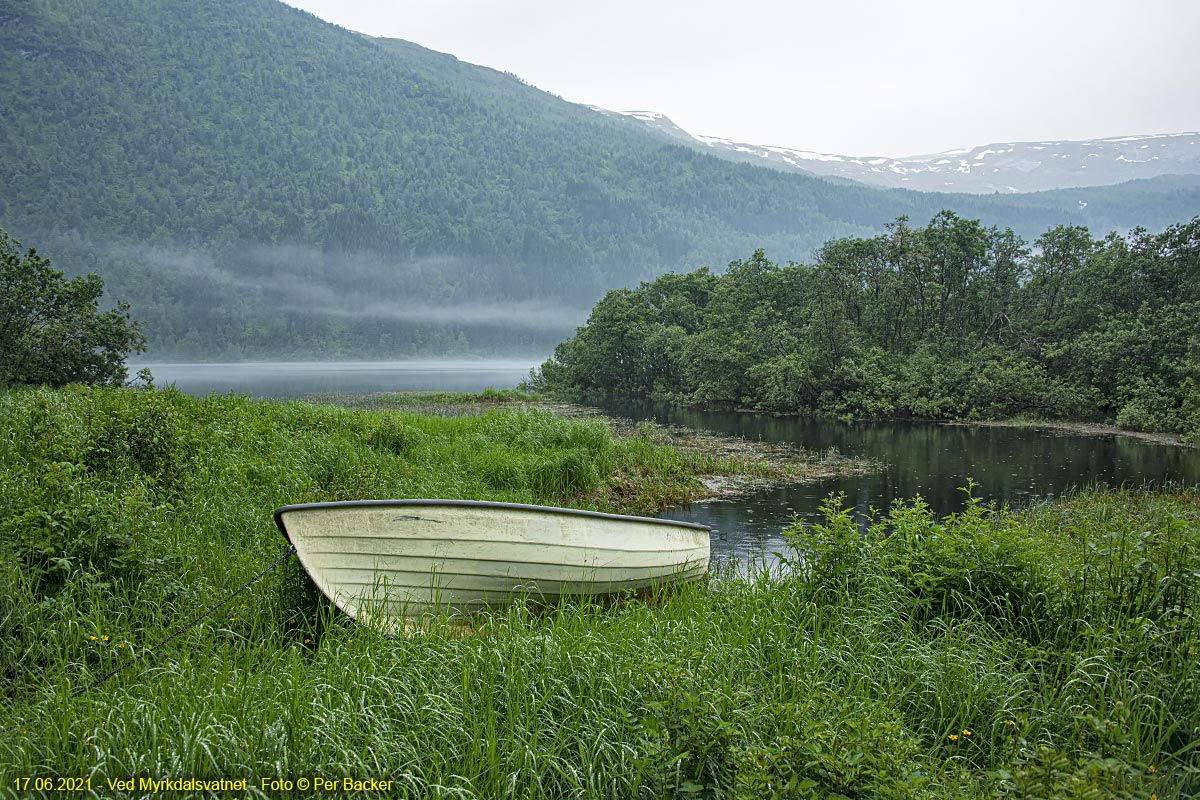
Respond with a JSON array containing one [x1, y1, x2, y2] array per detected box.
[[538, 214, 1200, 440], [2, 0, 1198, 357]]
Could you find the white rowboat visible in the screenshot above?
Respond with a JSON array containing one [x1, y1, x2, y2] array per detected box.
[[274, 500, 711, 621]]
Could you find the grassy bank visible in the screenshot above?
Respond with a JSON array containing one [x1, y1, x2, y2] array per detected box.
[[313, 390, 877, 510], [2, 387, 1198, 798]]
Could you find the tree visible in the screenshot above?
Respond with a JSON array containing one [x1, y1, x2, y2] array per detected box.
[[0, 230, 146, 387]]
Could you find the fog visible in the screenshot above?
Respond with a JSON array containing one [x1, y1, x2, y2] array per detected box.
[[122, 241, 589, 325], [85, 238, 595, 359], [283, 301, 586, 330]]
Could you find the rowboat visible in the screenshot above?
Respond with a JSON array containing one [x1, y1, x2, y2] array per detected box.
[[273, 500, 711, 622]]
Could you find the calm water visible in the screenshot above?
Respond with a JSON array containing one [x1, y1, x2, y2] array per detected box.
[[135, 363, 1200, 565], [134, 360, 541, 398], [597, 400, 1200, 565]]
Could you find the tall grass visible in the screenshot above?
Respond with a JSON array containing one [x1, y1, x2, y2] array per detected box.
[[787, 485, 1200, 798], [1, 386, 1197, 798]]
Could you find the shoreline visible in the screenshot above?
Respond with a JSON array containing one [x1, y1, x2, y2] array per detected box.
[[729, 404, 1195, 449], [942, 418, 1192, 447], [569, 394, 1197, 450], [313, 391, 883, 510]]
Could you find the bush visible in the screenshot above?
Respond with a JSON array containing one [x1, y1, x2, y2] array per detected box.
[[1, 459, 145, 596], [84, 387, 192, 495]]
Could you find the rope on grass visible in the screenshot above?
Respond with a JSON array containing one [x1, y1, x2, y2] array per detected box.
[[72, 543, 297, 697]]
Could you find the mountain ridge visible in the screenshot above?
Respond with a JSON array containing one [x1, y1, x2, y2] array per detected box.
[[594, 108, 1200, 194]]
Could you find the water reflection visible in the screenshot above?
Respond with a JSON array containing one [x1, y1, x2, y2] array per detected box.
[[598, 400, 1200, 566]]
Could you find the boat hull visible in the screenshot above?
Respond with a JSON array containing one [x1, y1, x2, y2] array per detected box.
[[274, 500, 711, 620]]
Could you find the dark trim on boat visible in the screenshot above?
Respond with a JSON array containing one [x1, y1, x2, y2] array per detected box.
[[273, 499, 711, 543]]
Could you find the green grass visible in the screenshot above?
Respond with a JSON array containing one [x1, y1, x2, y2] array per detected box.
[[1, 386, 1198, 798]]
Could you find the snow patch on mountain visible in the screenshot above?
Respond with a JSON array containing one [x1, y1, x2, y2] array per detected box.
[[592, 106, 1200, 193]]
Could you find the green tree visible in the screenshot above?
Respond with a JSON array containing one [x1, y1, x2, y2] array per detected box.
[[536, 213, 1200, 434], [0, 230, 146, 387]]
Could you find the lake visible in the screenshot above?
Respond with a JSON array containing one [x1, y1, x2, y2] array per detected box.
[[596, 400, 1200, 565], [134, 359, 541, 398], [140, 361, 1200, 565]]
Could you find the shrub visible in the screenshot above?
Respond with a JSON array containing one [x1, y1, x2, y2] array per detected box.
[[0, 459, 145, 596], [84, 388, 192, 494]]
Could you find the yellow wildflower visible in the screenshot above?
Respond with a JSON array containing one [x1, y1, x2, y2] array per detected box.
[[962, 729, 972, 736], [949, 734, 959, 741]]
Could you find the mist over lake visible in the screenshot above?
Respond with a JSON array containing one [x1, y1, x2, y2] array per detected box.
[[134, 359, 542, 398]]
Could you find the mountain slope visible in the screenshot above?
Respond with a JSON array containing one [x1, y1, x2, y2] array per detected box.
[[597, 109, 1200, 194], [1, 0, 1197, 358]]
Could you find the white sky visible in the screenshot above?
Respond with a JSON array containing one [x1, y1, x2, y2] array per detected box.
[[283, 0, 1200, 157]]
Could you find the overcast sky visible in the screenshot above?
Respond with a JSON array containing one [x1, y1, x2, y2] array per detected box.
[[284, 0, 1200, 157]]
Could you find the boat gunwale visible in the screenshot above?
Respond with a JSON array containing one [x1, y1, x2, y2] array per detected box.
[[273, 499, 712, 546]]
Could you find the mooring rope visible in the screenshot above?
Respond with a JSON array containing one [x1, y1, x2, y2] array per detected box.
[[72, 543, 297, 697]]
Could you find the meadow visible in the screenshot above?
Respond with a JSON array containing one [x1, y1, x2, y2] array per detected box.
[[1, 386, 1197, 798]]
